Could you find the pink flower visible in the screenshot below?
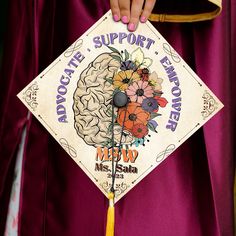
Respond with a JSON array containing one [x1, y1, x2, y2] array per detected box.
[[126, 80, 154, 104]]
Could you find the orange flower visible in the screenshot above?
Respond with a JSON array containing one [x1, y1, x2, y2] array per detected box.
[[113, 70, 140, 90], [117, 102, 150, 131]]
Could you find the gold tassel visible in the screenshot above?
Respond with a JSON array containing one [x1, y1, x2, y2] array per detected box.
[[105, 192, 115, 236]]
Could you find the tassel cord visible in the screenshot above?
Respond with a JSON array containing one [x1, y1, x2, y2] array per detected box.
[[111, 103, 128, 192], [106, 93, 129, 236]]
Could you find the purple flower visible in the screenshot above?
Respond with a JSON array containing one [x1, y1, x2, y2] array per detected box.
[[141, 97, 158, 112], [120, 60, 137, 71], [148, 120, 158, 129]]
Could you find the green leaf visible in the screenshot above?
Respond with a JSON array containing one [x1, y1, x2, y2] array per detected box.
[[113, 88, 121, 95], [108, 123, 113, 133], [106, 107, 112, 115], [104, 77, 113, 84], [107, 46, 121, 54], [111, 54, 122, 62], [153, 91, 163, 96], [124, 49, 129, 61], [102, 139, 112, 147], [150, 112, 161, 119]]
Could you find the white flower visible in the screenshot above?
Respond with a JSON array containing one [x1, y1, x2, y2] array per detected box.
[[148, 71, 163, 91], [131, 48, 152, 68], [113, 125, 134, 144]]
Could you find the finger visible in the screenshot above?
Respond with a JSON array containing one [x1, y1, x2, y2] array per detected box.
[[119, 0, 131, 24], [110, 0, 120, 22], [140, 0, 156, 23], [128, 0, 145, 31]]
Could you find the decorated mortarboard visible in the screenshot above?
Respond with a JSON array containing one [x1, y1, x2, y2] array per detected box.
[[17, 10, 223, 236]]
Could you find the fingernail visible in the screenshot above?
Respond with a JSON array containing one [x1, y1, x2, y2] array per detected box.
[[140, 16, 146, 23], [128, 23, 136, 31], [121, 16, 128, 24], [113, 14, 119, 22]]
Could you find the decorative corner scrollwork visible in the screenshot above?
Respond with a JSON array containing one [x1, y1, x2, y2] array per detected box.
[[114, 182, 129, 197], [162, 43, 181, 63], [201, 90, 218, 120], [59, 138, 77, 158], [22, 82, 39, 111], [156, 144, 175, 163], [100, 181, 129, 197], [100, 181, 111, 194], [64, 39, 83, 58]]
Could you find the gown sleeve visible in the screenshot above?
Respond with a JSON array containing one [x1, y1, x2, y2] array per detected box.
[[149, 0, 222, 22]]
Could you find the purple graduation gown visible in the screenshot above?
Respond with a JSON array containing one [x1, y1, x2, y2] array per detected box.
[[0, 0, 235, 235]]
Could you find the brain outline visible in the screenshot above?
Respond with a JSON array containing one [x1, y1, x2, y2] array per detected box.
[[73, 52, 121, 147]]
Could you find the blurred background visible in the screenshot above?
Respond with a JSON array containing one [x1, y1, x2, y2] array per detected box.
[[0, 0, 8, 67]]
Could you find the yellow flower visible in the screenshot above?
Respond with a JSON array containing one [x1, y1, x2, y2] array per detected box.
[[113, 70, 140, 90]]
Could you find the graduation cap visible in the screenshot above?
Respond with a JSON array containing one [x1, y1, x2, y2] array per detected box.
[[17, 10, 223, 236]]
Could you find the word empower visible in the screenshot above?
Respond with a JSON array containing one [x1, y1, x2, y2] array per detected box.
[[160, 56, 182, 131]]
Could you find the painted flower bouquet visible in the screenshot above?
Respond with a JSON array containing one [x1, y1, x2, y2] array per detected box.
[[107, 46, 168, 147]]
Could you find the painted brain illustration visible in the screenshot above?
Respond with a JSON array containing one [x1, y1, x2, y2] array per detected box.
[[73, 52, 120, 146], [73, 47, 168, 148]]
